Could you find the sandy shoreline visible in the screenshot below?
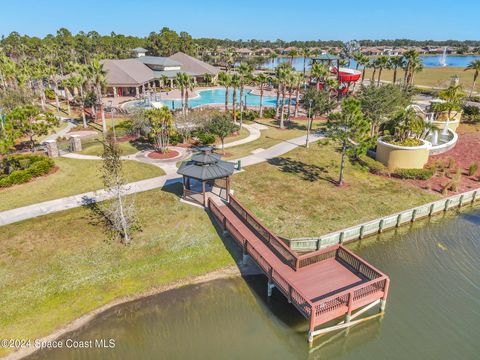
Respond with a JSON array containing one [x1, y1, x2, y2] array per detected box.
[[1, 265, 244, 360]]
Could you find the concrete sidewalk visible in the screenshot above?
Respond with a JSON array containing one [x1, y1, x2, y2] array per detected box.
[[0, 132, 322, 226]]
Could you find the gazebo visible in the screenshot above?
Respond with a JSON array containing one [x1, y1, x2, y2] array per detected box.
[[177, 147, 235, 207]]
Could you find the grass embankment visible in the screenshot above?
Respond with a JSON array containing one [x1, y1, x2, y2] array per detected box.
[[223, 118, 324, 159], [0, 158, 165, 211], [362, 66, 478, 92], [0, 187, 234, 357], [233, 142, 441, 238]]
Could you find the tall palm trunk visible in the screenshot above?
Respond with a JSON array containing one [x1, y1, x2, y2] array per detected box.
[[224, 86, 229, 112], [294, 82, 300, 117], [185, 88, 189, 114], [79, 85, 87, 128], [361, 67, 366, 84], [240, 85, 244, 111], [275, 84, 281, 119], [180, 87, 185, 114], [393, 67, 397, 84], [259, 87, 264, 118], [469, 73, 477, 97], [377, 68, 383, 86], [287, 87, 293, 119], [279, 85, 286, 128], [232, 87, 237, 122], [371, 68, 377, 84], [97, 85, 106, 134]]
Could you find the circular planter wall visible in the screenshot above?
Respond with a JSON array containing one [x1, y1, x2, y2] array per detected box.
[[375, 137, 431, 170], [432, 111, 462, 133]]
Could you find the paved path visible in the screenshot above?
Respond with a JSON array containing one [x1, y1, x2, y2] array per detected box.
[[43, 118, 76, 142], [223, 123, 261, 148], [0, 132, 323, 226]]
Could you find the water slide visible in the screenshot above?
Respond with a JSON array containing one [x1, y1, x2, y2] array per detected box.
[[330, 66, 362, 82]]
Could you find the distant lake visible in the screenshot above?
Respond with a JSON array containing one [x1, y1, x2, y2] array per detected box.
[[261, 55, 480, 70]]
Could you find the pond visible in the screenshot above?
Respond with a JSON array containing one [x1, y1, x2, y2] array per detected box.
[[262, 56, 480, 71], [28, 208, 480, 360]]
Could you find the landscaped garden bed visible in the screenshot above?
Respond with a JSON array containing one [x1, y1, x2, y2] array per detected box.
[[0, 154, 55, 188], [147, 149, 180, 159]]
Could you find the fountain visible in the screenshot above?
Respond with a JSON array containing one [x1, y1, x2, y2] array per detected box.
[[439, 47, 447, 67]]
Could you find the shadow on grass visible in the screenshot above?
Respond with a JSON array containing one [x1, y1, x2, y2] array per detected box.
[[267, 157, 336, 184]]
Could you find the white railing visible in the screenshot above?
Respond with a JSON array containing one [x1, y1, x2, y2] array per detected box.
[[289, 188, 480, 251]]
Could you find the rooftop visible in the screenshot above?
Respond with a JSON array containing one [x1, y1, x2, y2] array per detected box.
[[137, 56, 182, 67]]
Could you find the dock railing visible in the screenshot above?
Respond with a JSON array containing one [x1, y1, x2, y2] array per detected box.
[[209, 197, 389, 324], [289, 188, 480, 252], [208, 198, 314, 318]]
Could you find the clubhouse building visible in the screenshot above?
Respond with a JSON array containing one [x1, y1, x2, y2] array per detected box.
[[101, 51, 220, 97]]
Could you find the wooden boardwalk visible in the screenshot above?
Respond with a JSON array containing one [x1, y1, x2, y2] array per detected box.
[[208, 195, 390, 342]]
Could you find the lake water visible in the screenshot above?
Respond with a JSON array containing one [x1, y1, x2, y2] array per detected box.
[[263, 55, 480, 71], [28, 208, 480, 360]]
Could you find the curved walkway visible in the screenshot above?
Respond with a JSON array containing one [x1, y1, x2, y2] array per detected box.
[[223, 123, 262, 148], [0, 132, 323, 226]]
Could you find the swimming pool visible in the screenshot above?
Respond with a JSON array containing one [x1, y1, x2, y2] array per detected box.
[[123, 87, 292, 110]]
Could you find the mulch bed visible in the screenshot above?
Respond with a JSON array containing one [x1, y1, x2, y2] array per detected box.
[[116, 135, 138, 143], [407, 131, 480, 194], [147, 150, 180, 160]]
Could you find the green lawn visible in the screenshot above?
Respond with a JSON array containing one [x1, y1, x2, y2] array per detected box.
[[0, 187, 234, 357], [363, 66, 478, 92], [223, 118, 324, 160], [79, 140, 141, 156], [232, 142, 441, 238], [0, 158, 165, 211]]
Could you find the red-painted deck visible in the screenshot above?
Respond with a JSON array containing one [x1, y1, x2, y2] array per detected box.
[[208, 195, 390, 336]]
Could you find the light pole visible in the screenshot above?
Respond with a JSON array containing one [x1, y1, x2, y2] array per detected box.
[[306, 99, 313, 148]]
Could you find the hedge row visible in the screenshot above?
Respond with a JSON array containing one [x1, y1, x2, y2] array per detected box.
[[392, 168, 434, 180], [0, 155, 54, 188]]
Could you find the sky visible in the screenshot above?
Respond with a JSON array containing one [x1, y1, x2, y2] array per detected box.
[[0, 0, 479, 41]]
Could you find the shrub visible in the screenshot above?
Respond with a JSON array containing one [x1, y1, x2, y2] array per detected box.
[[27, 158, 54, 177], [393, 168, 434, 180], [468, 162, 478, 177], [0, 170, 32, 187], [262, 108, 276, 119], [242, 110, 259, 121], [169, 131, 183, 146], [462, 105, 480, 116], [0, 155, 54, 188], [197, 132, 216, 145], [44, 88, 56, 100], [358, 154, 389, 176]]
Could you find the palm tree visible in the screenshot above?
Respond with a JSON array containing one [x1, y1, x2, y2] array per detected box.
[[183, 74, 194, 114], [217, 71, 231, 112], [403, 49, 421, 87], [357, 55, 370, 84], [237, 63, 252, 128], [88, 59, 108, 133], [276, 64, 293, 127], [464, 59, 480, 97], [370, 58, 377, 85], [374, 56, 389, 86], [175, 72, 187, 114], [301, 47, 311, 80], [269, 52, 278, 68], [287, 49, 298, 64], [353, 52, 363, 70], [286, 72, 301, 119], [389, 56, 405, 84], [310, 62, 329, 87], [230, 74, 240, 122], [255, 73, 268, 118]]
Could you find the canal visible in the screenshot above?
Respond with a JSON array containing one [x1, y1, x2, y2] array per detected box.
[[28, 208, 480, 360]]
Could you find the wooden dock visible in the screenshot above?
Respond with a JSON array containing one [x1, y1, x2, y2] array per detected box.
[[208, 195, 390, 342]]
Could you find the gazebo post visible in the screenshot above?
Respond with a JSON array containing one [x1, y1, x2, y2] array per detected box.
[[226, 176, 230, 202], [182, 176, 186, 200], [202, 180, 206, 207]]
